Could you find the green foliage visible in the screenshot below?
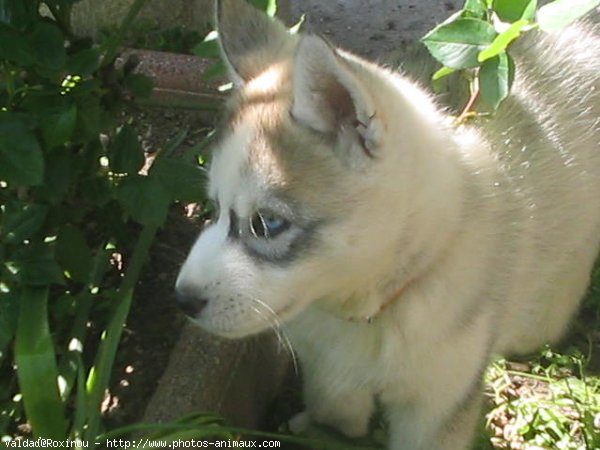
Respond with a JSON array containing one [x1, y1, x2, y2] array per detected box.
[[486, 348, 600, 450], [0, 117, 44, 186], [422, 0, 600, 115], [423, 18, 498, 69], [14, 287, 67, 440], [250, 0, 277, 17], [98, 412, 384, 450], [125, 25, 205, 54], [0, 0, 207, 446]]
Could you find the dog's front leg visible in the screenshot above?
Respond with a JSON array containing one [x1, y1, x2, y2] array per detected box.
[[291, 377, 375, 438]]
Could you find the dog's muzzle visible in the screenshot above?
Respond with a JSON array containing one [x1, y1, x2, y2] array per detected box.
[[175, 288, 208, 318]]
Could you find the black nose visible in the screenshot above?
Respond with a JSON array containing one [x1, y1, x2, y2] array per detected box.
[[176, 289, 209, 318]]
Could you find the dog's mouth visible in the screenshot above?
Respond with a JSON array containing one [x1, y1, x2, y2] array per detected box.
[[184, 294, 311, 339]]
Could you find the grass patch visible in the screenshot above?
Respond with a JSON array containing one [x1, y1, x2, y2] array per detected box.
[[485, 347, 600, 449]]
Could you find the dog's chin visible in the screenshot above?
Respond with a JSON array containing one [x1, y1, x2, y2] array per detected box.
[[193, 317, 274, 339]]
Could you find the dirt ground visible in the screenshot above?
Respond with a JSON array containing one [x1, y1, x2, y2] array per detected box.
[[286, 0, 462, 58]]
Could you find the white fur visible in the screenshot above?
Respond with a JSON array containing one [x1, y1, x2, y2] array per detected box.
[[176, 3, 600, 449]]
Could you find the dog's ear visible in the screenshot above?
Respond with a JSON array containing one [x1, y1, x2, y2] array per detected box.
[[291, 35, 380, 159], [216, 0, 294, 85]]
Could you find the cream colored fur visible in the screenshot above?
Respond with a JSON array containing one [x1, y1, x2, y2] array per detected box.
[[176, 1, 600, 449]]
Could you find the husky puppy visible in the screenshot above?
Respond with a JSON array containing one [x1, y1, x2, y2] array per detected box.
[[175, 1, 600, 449]]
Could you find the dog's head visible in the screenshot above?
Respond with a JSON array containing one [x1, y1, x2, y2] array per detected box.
[[175, 0, 451, 337]]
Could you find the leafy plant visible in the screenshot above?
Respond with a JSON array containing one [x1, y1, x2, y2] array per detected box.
[[0, 0, 208, 446], [422, 0, 600, 119], [109, 24, 205, 54], [0, 0, 315, 448], [96, 412, 384, 450], [486, 348, 600, 450]]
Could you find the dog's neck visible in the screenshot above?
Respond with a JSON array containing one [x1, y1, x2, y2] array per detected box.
[[348, 278, 417, 323], [313, 261, 423, 324]]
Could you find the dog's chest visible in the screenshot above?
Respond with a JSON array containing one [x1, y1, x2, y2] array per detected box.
[[285, 307, 416, 390]]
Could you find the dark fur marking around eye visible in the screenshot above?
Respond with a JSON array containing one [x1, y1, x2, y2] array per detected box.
[[242, 220, 322, 266], [228, 209, 240, 239]]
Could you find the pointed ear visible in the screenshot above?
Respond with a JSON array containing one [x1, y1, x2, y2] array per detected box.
[[291, 35, 381, 158], [216, 0, 295, 85]]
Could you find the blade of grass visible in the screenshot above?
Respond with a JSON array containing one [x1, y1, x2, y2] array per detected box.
[[103, 422, 384, 450], [71, 353, 87, 440], [58, 247, 110, 401], [83, 224, 158, 447], [14, 286, 67, 440], [97, 414, 227, 441]]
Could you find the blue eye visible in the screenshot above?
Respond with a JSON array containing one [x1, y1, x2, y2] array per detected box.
[[250, 211, 290, 239]]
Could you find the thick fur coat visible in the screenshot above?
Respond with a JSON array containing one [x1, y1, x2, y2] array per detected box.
[[176, 1, 600, 449]]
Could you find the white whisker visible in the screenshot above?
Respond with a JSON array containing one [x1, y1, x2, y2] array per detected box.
[[249, 297, 298, 373]]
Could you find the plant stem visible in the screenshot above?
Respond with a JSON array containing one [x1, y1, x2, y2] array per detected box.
[[455, 76, 480, 125]]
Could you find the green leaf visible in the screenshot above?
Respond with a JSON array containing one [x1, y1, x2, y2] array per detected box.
[[0, 23, 36, 65], [20, 255, 65, 286], [202, 60, 227, 80], [80, 175, 112, 206], [250, 0, 277, 16], [0, 0, 36, 28], [3, 203, 49, 244], [108, 125, 144, 174], [193, 32, 221, 59], [537, 0, 600, 32], [463, 0, 488, 18], [30, 22, 67, 72], [0, 114, 45, 187], [478, 19, 529, 62], [38, 148, 74, 205], [67, 48, 101, 76], [15, 287, 68, 440], [124, 73, 154, 98], [56, 225, 93, 283], [151, 158, 206, 203], [432, 65, 457, 81], [71, 353, 88, 434], [493, 0, 537, 22], [74, 97, 103, 143], [479, 51, 515, 111], [41, 104, 77, 149], [116, 175, 171, 226], [422, 18, 498, 69]]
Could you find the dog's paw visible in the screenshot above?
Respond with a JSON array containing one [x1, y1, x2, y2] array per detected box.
[[288, 411, 311, 434], [312, 408, 371, 438], [289, 409, 369, 439], [331, 416, 370, 438]]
